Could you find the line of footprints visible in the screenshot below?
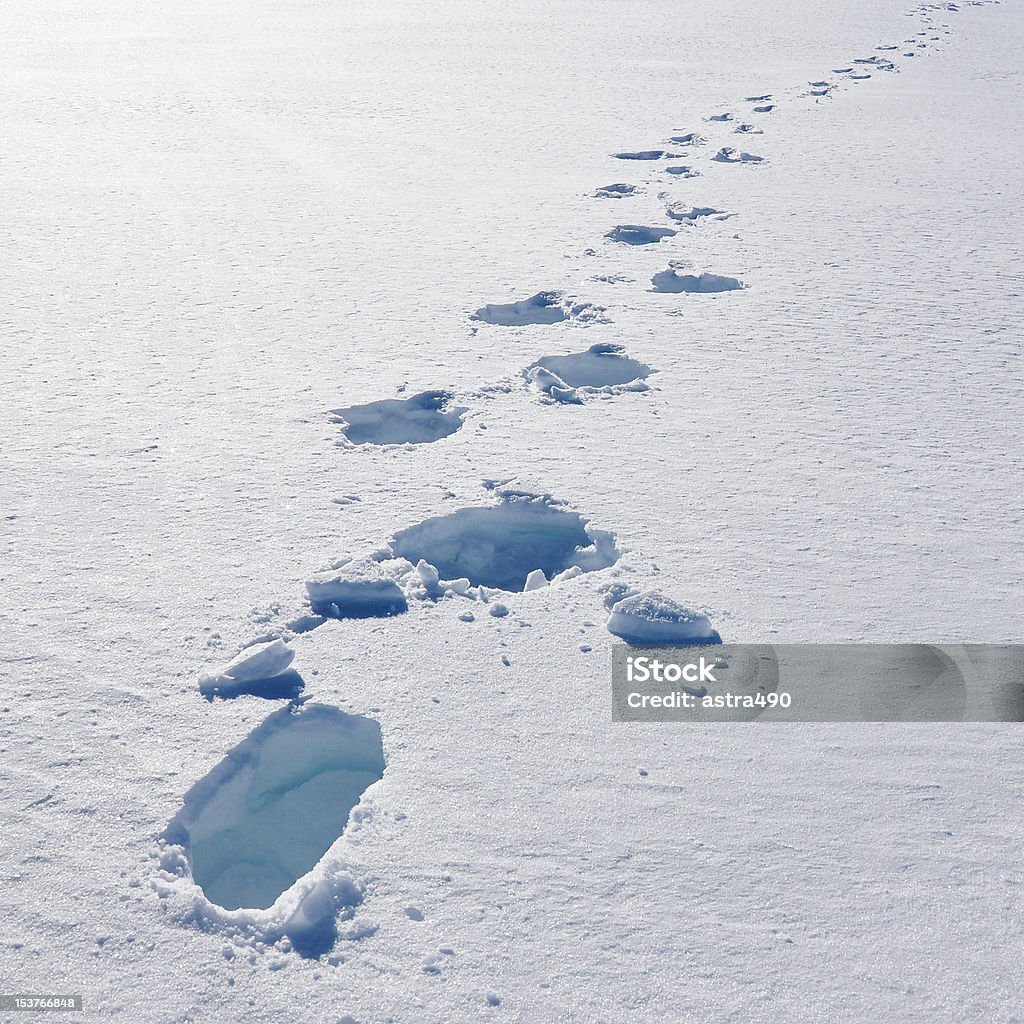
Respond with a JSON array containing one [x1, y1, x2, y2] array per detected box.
[[150, 0, 1003, 970]]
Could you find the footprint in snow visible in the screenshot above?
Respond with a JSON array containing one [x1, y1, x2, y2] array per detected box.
[[650, 267, 747, 293], [705, 112, 733, 122], [752, 104, 775, 113], [745, 93, 772, 102], [330, 390, 466, 447], [593, 183, 641, 199], [664, 202, 733, 224], [613, 149, 679, 160], [734, 123, 763, 134], [470, 291, 605, 327], [712, 147, 764, 164], [160, 703, 385, 957], [664, 165, 701, 177], [524, 343, 653, 404], [604, 224, 677, 245], [387, 493, 619, 595], [667, 132, 705, 145]]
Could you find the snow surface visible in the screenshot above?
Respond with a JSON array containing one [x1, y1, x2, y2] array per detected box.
[[2, 0, 1023, 1020]]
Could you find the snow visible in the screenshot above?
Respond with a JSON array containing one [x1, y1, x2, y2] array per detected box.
[[198, 639, 303, 701], [386, 492, 619, 594], [649, 268, 748, 293], [2, 0, 1022, 1019], [305, 559, 409, 619], [606, 591, 723, 646], [159, 704, 384, 954], [525, 343, 653, 404], [329, 391, 467, 447], [604, 224, 678, 245], [470, 291, 604, 326]]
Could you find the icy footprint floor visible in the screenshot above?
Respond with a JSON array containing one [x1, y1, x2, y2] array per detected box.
[[1, 0, 1023, 1021]]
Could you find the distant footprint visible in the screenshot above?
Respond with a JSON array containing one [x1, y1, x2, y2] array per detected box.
[[525, 343, 653, 403], [745, 93, 772, 102], [613, 149, 679, 160], [664, 165, 701, 177], [650, 268, 747, 293], [712, 147, 764, 164], [593, 183, 642, 199], [705, 112, 733, 122], [330, 390, 466, 446], [161, 703, 385, 957], [604, 224, 677, 245], [664, 202, 733, 224], [752, 104, 775, 113], [734, 123, 763, 134], [387, 493, 619, 595], [471, 291, 604, 326], [667, 132, 706, 145]]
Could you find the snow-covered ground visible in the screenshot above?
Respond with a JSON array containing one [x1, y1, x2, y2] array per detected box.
[[2, 0, 1022, 1019]]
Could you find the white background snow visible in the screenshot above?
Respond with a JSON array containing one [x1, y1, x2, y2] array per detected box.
[[2, 0, 1022, 1020]]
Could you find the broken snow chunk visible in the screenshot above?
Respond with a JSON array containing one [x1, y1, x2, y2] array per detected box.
[[305, 559, 408, 619], [524, 569, 549, 591], [198, 639, 305, 699], [606, 591, 722, 646], [204, 639, 295, 685]]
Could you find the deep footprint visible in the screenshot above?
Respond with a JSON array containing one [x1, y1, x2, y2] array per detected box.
[[613, 149, 678, 160], [712, 147, 765, 164], [665, 202, 732, 224], [526, 343, 652, 402], [471, 291, 603, 326], [650, 268, 746, 293], [165, 703, 385, 918], [330, 390, 466, 446], [593, 183, 641, 199], [604, 224, 677, 245], [387, 495, 618, 593]]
